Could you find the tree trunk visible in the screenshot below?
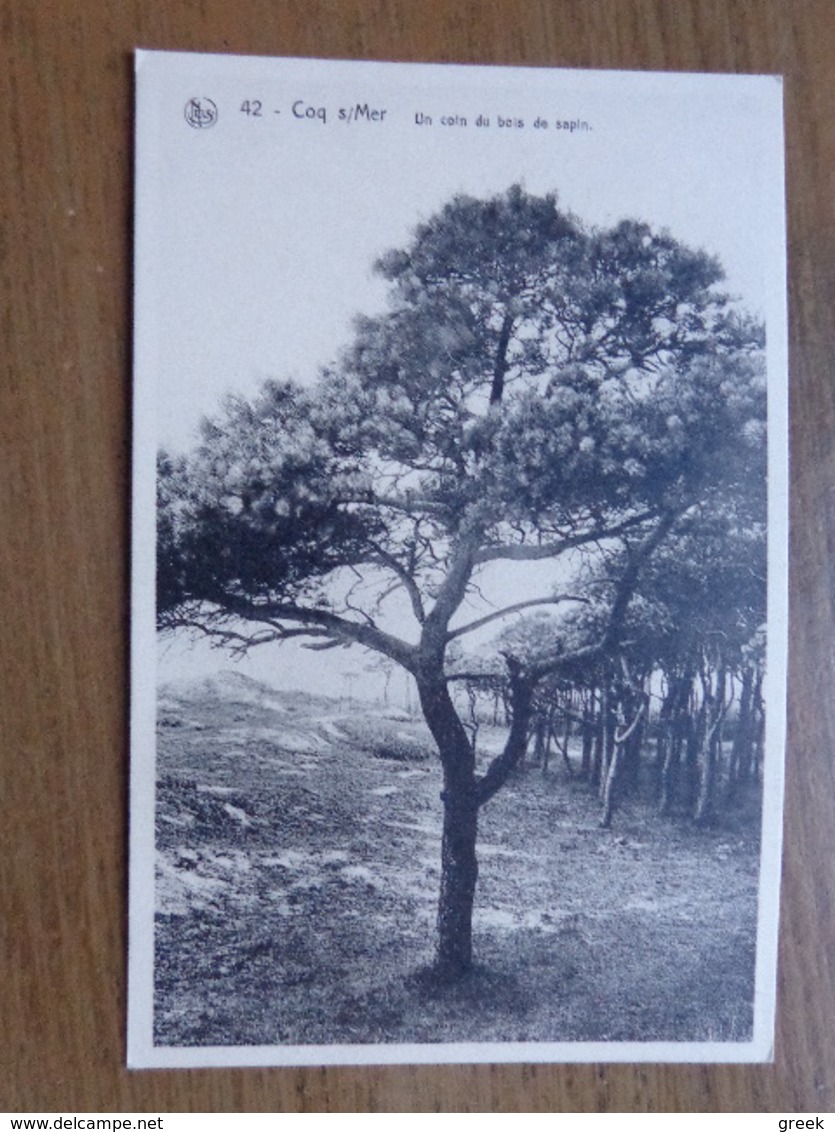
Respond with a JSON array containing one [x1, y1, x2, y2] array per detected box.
[[684, 700, 702, 810], [655, 682, 672, 807], [694, 666, 727, 826], [752, 679, 765, 782], [591, 687, 605, 786], [600, 690, 645, 828], [694, 719, 721, 825], [727, 666, 752, 800], [416, 673, 480, 979], [598, 683, 617, 801], [622, 687, 645, 792], [541, 715, 552, 774], [658, 736, 678, 814], [599, 743, 622, 828], [436, 789, 479, 978], [658, 673, 688, 813], [739, 666, 763, 783], [581, 693, 593, 779], [560, 705, 572, 776], [416, 650, 534, 979]]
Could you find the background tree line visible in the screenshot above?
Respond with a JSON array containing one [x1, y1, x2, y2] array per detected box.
[[455, 505, 766, 830]]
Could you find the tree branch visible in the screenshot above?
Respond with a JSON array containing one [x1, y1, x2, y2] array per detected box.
[[490, 309, 516, 405], [475, 659, 533, 806], [161, 615, 338, 655], [474, 509, 658, 564], [614, 699, 646, 746], [445, 670, 504, 684], [421, 528, 482, 650], [446, 594, 586, 642], [528, 506, 685, 683], [368, 493, 449, 518], [368, 540, 426, 625], [179, 593, 419, 672]]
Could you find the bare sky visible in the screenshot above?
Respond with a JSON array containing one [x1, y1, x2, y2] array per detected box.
[[146, 57, 781, 452]]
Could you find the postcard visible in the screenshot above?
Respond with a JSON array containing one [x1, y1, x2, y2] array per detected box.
[[130, 50, 787, 1067]]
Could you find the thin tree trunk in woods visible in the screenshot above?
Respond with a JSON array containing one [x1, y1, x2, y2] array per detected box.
[[693, 720, 722, 826], [734, 670, 753, 784], [561, 707, 572, 775], [655, 682, 672, 804], [599, 683, 616, 800], [658, 674, 689, 813], [532, 713, 547, 768], [660, 715, 683, 814], [727, 667, 753, 800], [546, 718, 574, 777], [739, 668, 764, 783], [658, 737, 677, 814], [623, 689, 646, 792], [536, 704, 554, 774], [694, 666, 729, 826], [581, 693, 593, 779], [601, 696, 646, 828], [591, 687, 606, 786], [656, 727, 668, 796], [599, 744, 622, 828], [684, 694, 703, 810], [752, 675, 766, 782]]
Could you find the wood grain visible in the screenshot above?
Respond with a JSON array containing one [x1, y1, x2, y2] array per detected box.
[[2, 0, 834, 1112]]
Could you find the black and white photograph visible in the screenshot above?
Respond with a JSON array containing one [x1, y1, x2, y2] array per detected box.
[[129, 51, 787, 1067]]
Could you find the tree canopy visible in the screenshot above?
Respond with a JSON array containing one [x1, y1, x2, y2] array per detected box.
[[159, 186, 764, 663]]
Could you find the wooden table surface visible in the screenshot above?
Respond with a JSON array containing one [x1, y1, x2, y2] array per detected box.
[[3, 0, 835, 1113]]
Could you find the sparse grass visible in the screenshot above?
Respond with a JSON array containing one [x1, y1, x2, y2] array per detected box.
[[334, 714, 435, 762]]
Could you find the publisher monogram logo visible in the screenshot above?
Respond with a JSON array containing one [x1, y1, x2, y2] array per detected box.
[[184, 97, 218, 129]]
